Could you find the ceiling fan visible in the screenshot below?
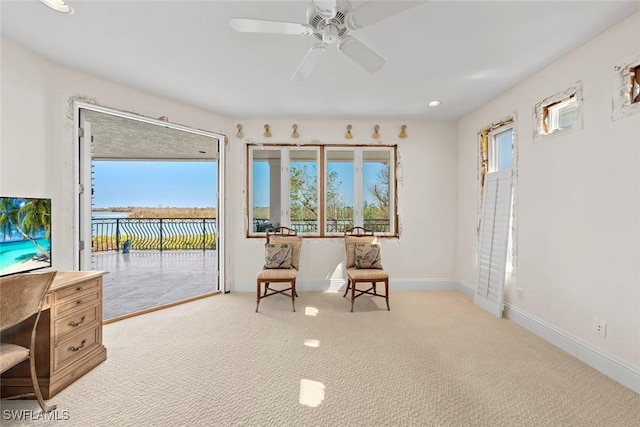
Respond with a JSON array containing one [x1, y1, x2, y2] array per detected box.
[[229, 0, 424, 81]]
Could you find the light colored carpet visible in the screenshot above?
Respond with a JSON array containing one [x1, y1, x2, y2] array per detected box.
[[2, 291, 639, 426]]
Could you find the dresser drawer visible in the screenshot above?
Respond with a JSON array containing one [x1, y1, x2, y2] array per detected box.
[[54, 304, 100, 345], [53, 290, 100, 318], [54, 278, 100, 302], [54, 326, 100, 371]]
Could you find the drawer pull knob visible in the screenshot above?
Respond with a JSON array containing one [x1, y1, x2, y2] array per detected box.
[[76, 286, 83, 291], [76, 300, 83, 305], [68, 339, 87, 352], [68, 316, 86, 327]]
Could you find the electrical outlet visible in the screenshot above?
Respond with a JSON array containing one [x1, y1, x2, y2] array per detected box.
[[593, 320, 607, 337], [516, 288, 524, 300]]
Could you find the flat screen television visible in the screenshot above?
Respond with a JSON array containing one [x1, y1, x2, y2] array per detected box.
[[0, 197, 52, 277]]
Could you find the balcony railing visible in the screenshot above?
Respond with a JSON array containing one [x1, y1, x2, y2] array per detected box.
[[92, 218, 216, 252], [252, 218, 390, 233]]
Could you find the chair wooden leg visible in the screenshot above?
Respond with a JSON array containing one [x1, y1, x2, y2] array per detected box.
[[291, 280, 296, 312], [30, 349, 56, 412], [343, 279, 350, 297], [384, 279, 390, 311], [263, 281, 269, 296], [351, 280, 356, 312], [256, 280, 261, 312]]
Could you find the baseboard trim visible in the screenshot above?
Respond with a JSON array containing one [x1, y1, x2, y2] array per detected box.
[[232, 278, 463, 293], [454, 279, 475, 298], [504, 303, 640, 394]]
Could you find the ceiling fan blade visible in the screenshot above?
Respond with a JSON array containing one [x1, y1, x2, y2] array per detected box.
[[338, 36, 385, 73], [313, 0, 337, 20], [345, 1, 426, 31], [229, 18, 313, 36], [292, 43, 327, 81]]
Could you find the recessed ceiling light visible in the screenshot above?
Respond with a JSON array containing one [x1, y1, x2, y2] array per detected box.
[[39, 0, 74, 14], [428, 100, 441, 108]]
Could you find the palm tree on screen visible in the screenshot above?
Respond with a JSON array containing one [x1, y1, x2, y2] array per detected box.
[[0, 197, 51, 260]]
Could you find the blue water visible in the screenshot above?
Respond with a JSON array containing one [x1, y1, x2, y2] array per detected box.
[[0, 239, 51, 271]]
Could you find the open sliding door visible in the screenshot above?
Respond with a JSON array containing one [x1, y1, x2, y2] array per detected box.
[[475, 170, 512, 318], [78, 110, 93, 270], [75, 102, 227, 320]]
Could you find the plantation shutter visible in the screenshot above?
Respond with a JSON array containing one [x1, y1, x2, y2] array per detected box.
[[474, 170, 512, 318]]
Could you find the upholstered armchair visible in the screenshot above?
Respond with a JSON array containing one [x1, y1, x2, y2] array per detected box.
[[344, 227, 390, 312], [256, 227, 303, 312]]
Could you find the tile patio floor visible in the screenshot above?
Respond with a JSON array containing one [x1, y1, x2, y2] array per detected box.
[[92, 250, 217, 320]]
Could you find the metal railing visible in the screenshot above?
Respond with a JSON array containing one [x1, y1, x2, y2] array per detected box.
[[92, 218, 216, 252], [252, 218, 389, 233]]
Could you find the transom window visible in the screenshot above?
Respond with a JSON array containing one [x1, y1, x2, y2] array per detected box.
[[534, 83, 583, 140], [543, 95, 578, 133], [632, 65, 640, 104], [248, 144, 397, 237]]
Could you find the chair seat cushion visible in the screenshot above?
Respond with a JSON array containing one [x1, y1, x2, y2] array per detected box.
[[347, 268, 388, 281], [0, 342, 29, 373], [257, 268, 297, 280]]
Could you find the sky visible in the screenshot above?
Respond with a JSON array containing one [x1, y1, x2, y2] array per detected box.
[[94, 159, 386, 210], [93, 161, 217, 208]]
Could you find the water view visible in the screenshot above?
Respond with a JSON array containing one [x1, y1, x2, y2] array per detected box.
[[0, 238, 52, 275]]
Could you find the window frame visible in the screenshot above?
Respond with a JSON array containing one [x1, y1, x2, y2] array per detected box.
[[247, 143, 398, 238]]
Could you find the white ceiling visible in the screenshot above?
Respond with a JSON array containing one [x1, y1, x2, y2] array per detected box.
[[1, 0, 638, 121]]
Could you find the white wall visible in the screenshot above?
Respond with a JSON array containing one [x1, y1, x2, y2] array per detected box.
[[456, 12, 640, 382], [1, 37, 233, 271], [226, 120, 458, 292]]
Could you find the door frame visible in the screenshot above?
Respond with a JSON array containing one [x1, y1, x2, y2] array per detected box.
[[72, 101, 227, 292]]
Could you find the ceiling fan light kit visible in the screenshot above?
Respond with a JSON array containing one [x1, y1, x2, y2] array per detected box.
[[230, 0, 425, 81], [39, 0, 74, 14]]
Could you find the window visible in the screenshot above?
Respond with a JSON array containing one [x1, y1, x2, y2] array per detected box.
[[248, 145, 396, 237], [488, 125, 513, 172], [480, 121, 516, 283], [631, 65, 640, 104], [325, 149, 354, 233], [534, 83, 583, 140], [543, 96, 577, 133], [249, 146, 319, 233]]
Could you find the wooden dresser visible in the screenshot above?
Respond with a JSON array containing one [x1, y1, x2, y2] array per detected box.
[[1, 271, 108, 399]]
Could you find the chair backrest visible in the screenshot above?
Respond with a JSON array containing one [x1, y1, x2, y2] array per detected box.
[[267, 227, 303, 270], [0, 271, 57, 332], [344, 227, 378, 269]]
